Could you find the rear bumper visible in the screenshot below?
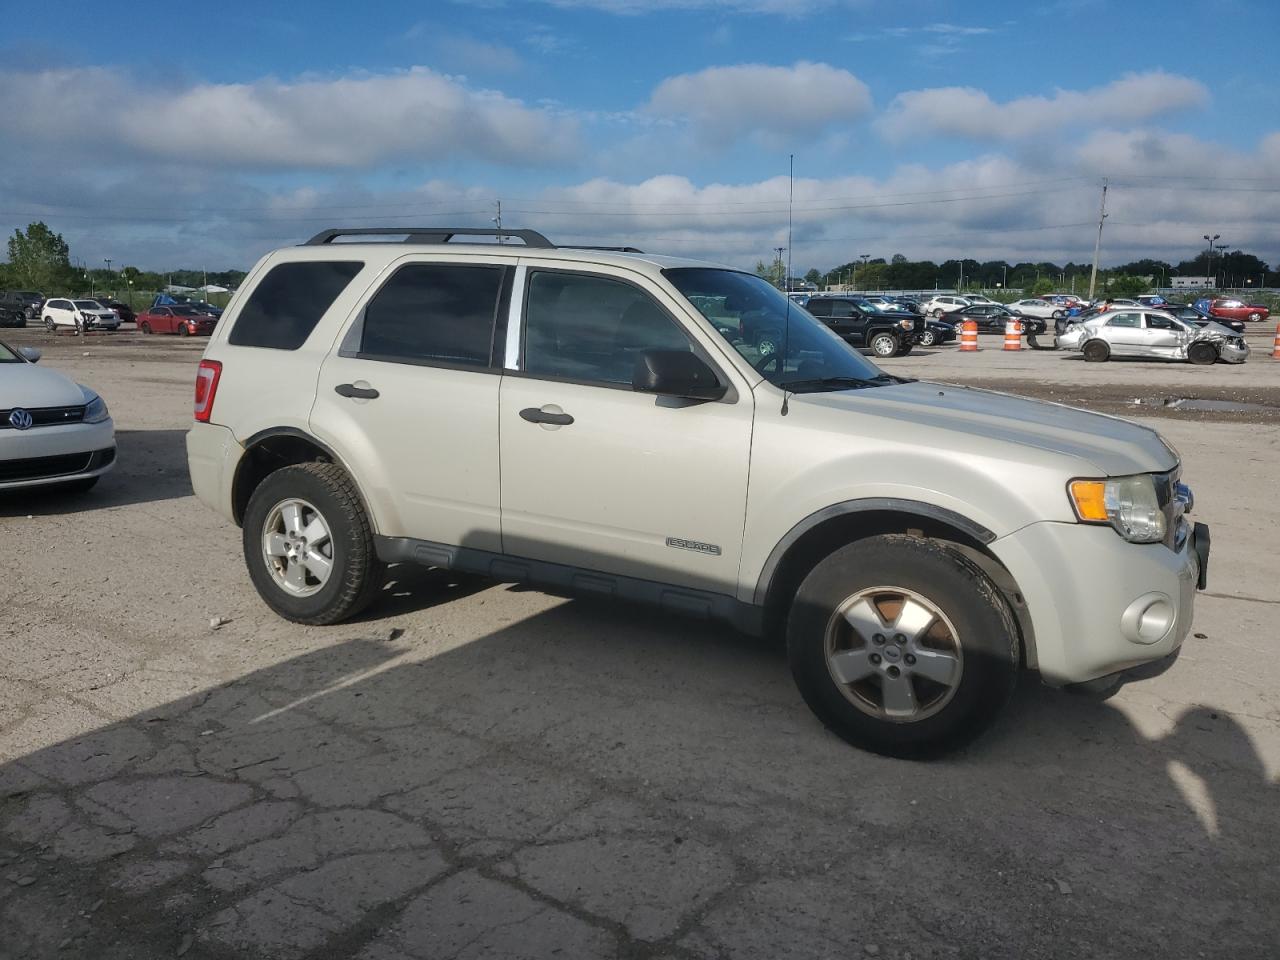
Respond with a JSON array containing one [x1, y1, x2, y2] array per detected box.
[[186, 421, 242, 522]]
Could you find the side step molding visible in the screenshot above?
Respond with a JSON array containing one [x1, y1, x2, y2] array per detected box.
[[374, 536, 764, 635]]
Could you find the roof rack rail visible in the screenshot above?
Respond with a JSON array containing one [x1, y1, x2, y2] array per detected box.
[[564, 245, 645, 253], [304, 227, 555, 247]]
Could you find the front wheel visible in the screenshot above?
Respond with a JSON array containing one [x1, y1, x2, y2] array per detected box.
[[242, 462, 385, 625], [894, 342, 914, 357], [140, 321, 152, 334], [869, 331, 899, 357], [787, 535, 1019, 759], [1082, 339, 1110, 362], [919, 330, 937, 347], [1187, 342, 1217, 365], [1247, 312, 1262, 322], [44, 316, 55, 331], [1052, 310, 1066, 320], [177, 323, 191, 337]]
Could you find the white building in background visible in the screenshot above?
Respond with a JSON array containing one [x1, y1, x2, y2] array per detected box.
[[1171, 276, 1215, 289]]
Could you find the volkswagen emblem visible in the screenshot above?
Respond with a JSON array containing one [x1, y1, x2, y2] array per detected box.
[[8, 408, 33, 430]]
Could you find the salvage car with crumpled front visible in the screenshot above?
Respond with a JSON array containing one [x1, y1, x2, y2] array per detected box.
[[1057, 308, 1249, 364]]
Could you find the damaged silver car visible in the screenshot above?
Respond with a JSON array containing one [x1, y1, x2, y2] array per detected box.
[[1057, 309, 1250, 364]]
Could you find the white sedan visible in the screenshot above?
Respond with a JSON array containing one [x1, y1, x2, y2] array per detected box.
[[1008, 298, 1069, 320], [42, 298, 120, 333], [0, 340, 116, 492]]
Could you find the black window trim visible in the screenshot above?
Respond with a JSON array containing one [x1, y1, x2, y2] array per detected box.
[[337, 261, 513, 374], [514, 266, 736, 401]]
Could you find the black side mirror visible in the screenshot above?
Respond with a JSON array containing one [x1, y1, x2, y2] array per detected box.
[[632, 350, 727, 401]]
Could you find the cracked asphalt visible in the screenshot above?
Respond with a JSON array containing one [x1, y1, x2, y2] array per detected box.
[[1, 328, 1278, 959]]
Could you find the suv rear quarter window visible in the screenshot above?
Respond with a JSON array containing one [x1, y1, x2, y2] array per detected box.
[[229, 260, 363, 350]]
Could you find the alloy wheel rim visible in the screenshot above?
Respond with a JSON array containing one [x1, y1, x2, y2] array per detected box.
[[873, 337, 896, 356], [261, 498, 334, 597], [824, 586, 964, 723]]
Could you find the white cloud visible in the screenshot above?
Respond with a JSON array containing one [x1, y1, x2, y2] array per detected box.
[[646, 61, 872, 145], [879, 71, 1209, 141], [0, 66, 578, 170]]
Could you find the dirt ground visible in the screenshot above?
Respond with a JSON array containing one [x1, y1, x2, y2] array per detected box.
[[2, 326, 1278, 960]]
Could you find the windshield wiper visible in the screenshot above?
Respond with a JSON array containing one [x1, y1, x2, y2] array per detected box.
[[780, 376, 884, 393]]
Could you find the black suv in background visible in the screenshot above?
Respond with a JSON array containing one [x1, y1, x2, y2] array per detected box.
[[804, 296, 917, 357], [0, 290, 44, 325]]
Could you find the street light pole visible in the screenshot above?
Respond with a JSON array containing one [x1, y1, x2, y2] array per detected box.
[[859, 254, 870, 291]]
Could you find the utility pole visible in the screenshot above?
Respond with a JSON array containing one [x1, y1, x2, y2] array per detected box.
[[1087, 177, 1109, 300], [773, 247, 786, 288], [104, 258, 113, 295]]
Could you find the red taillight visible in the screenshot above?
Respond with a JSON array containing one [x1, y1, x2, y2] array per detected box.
[[194, 359, 222, 422]]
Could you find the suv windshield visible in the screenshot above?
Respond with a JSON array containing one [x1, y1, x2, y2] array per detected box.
[[666, 268, 887, 390], [74, 300, 104, 310]]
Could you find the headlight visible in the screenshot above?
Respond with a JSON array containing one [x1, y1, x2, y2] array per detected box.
[[1069, 474, 1165, 543], [899, 318, 914, 330], [82, 392, 110, 423]]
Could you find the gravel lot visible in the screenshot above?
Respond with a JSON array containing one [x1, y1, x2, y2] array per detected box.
[[2, 326, 1278, 959]]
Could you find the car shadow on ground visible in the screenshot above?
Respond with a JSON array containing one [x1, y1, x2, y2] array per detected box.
[[0, 429, 192, 517], [1, 597, 1276, 958]]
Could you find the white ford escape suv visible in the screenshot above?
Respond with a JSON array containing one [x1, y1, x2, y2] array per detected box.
[[187, 227, 1209, 758]]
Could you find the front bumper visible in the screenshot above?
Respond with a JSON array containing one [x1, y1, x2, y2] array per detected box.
[[990, 519, 1204, 686], [1218, 341, 1250, 363], [0, 417, 117, 489]]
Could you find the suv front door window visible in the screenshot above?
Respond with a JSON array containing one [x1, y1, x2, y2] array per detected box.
[[499, 266, 753, 589]]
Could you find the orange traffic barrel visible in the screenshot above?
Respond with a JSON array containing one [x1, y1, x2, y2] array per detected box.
[[959, 319, 979, 352], [1273, 323, 1280, 359], [1003, 318, 1023, 351]]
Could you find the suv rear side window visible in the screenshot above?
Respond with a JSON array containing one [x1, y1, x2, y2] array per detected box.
[[523, 271, 692, 386], [360, 263, 504, 368], [229, 261, 363, 350]]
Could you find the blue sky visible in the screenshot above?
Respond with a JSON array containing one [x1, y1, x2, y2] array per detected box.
[[2, 0, 1277, 272]]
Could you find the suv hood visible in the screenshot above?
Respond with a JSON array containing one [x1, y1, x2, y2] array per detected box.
[[0, 363, 87, 408], [795, 381, 1176, 477]]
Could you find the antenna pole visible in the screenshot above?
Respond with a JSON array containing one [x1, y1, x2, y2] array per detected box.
[[1087, 178, 1108, 300], [493, 199, 504, 243], [786, 154, 794, 292]]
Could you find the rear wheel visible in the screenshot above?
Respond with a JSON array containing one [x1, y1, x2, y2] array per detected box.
[[1082, 339, 1110, 362], [787, 535, 1019, 759], [1187, 342, 1217, 365], [242, 462, 385, 625], [140, 321, 152, 334], [919, 329, 937, 347], [869, 331, 899, 358], [1052, 310, 1066, 320]]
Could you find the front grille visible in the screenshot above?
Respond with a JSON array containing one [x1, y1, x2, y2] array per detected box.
[[0, 446, 113, 483], [0, 405, 86, 429]]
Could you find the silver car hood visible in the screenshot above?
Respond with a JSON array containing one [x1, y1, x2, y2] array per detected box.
[[0, 363, 87, 408], [794, 381, 1176, 476]]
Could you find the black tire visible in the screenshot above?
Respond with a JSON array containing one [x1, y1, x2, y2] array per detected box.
[[1052, 309, 1066, 320], [1082, 339, 1110, 362], [931, 308, 944, 318], [140, 321, 152, 334], [44, 316, 55, 331], [869, 331, 899, 358], [894, 342, 914, 357], [242, 462, 385, 625], [1247, 312, 1262, 323], [919, 330, 937, 347], [177, 323, 191, 337], [1187, 342, 1217, 365], [787, 534, 1019, 759]]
